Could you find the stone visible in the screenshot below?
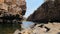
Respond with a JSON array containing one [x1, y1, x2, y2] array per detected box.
[[0, 0, 4, 4], [0, 0, 26, 16], [21, 23, 60, 34], [27, 0, 60, 23], [0, 0, 26, 34]]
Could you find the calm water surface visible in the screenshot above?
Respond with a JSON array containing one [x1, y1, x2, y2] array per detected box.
[[22, 21, 35, 29]]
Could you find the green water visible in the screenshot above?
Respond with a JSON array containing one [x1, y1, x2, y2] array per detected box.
[[0, 23, 21, 34]]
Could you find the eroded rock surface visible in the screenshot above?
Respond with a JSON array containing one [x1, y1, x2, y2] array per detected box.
[[21, 23, 60, 34], [0, 0, 26, 34]]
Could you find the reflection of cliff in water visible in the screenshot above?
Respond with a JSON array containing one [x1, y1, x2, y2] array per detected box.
[[0, 14, 22, 34]]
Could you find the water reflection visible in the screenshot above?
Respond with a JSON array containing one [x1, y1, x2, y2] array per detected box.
[[22, 21, 35, 29]]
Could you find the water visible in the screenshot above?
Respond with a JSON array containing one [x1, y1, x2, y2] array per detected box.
[[0, 21, 35, 34], [22, 21, 35, 29]]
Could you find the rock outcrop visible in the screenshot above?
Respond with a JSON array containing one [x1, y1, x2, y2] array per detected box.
[[0, 0, 26, 34], [0, 0, 26, 22], [27, 0, 60, 23], [21, 23, 60, 34]]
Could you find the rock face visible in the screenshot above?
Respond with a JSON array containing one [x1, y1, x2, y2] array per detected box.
[[27, 0, 60, 23], [0, 0, 26, 23], [0, 0, 26, 34], [0, 0, 26, 16], [21, 23, 60, 34]]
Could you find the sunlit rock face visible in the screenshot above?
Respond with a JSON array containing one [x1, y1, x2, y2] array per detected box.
[[0, 0, 26, 16], [27, 0, 60, 23], [21, 23, 60, 34], [0, 0, 26, 34], [0, 0, 26, 22]]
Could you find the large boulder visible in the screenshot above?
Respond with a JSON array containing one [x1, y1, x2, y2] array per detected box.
[[27, 0, 60, 23]]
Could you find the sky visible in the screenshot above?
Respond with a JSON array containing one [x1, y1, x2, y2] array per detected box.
[[22, 0, 44, 29], [24, 0, 44, 18]]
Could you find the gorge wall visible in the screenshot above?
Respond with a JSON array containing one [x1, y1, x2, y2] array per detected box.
[[27, 0, 60, 23], [21, 0, 60, 34], [0, 0, 26, 34]]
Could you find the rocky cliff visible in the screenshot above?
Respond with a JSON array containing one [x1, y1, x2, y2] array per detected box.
[[27, 0, 60, 23], [0, 0, 26, 15], [23, 0, 60, 34], [0, 0, 26, 34]]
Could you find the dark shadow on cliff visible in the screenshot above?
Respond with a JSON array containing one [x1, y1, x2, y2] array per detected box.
[[27, 0, 60, 24]]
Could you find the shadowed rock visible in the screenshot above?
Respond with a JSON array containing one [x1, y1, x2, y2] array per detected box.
[[27, 0, 60, 24], [57, 32, 60, 34]]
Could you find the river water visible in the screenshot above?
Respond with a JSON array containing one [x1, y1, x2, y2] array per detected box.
[[22, 21, 35, 29], [0, 21, 35, 34]]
